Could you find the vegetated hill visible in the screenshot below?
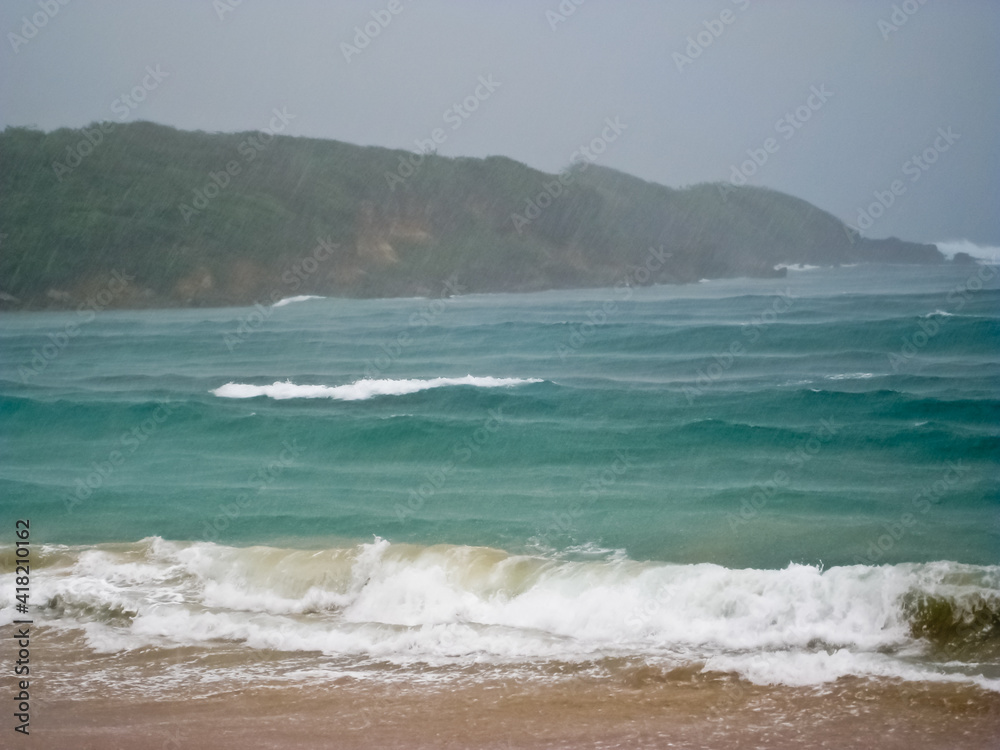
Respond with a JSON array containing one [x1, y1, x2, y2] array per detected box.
[[0, 121, 943, 310]]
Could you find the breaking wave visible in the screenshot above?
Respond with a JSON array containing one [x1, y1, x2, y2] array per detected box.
[[935, 240, 1000, 262], [3, 538, 997, 690], [212, 376, 543, 401], [271, 295, 325, 307]]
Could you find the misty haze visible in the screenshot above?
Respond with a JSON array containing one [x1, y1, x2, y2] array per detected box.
[[1, 2, 998, 748]]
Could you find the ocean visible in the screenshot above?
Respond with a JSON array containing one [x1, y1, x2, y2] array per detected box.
[[1, 262, 998, 747]]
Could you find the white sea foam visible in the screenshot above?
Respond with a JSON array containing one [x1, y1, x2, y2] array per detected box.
[[934, 239, 1000, 262], [826, 372, 876, 381], [271, 295, 325, 308], [212, 376, 543, 401], [5, 538, 998, 691], [922, 309, 956, 318], [774, 263, 822, 271]]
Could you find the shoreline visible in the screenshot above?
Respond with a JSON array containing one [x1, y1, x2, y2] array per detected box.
[[12, 629, 999, 749], [6, 258, 991, 316], [27, 668, 1000, 749]]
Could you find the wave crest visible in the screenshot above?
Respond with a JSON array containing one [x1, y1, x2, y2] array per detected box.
[[212, 376, 543, 401], [271, 295, 325, 307], [4, 538, 998, 689], [934, 239, 1000, 262]]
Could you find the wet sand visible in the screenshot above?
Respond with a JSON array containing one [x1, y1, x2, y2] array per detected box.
[[22, 659, 1000, 749]]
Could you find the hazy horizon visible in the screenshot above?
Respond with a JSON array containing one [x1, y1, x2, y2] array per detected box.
[[3, 4, 999, 745], [2, 0, 998, 248]]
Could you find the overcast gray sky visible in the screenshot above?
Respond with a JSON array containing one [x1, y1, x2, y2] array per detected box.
[[3, 0, 998, 246]]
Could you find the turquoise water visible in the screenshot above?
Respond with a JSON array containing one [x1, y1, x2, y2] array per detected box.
[[1, 263, 998, 689], [3, 264, 997, 565]]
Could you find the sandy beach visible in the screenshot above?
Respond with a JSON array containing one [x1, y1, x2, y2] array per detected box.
[[17, 631, 1000, 749]]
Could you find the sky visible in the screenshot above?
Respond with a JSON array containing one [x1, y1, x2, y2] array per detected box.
[[3, 0, 999, 247]]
